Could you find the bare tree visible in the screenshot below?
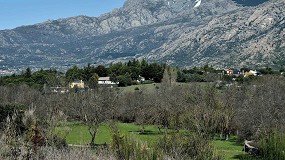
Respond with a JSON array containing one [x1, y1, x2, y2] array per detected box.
[[70, 88, 120, 146], [235, 76, 285, 140], [161, 66, 177, 87]]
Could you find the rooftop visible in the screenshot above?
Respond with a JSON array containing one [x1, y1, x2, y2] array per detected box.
[[98, 77, 110, 81]]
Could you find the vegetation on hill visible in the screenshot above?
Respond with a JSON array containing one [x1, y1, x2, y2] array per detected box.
[[0, 59, 166, 88], [1, 60, 284, 90], [1, 61, 285, 159]]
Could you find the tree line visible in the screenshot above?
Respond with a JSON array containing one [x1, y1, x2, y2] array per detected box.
[[1, 60, 284, 89], [0, 59, 166, 88]]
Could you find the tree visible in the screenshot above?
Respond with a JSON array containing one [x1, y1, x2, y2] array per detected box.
[[24, 67, 32, 78], [177, 70, 186, 82], [117, 74, 132, 87], [108, 62, 124, 76], [63, 88, 119, 147], [65, 65, 83, 82], [258, 67, 274, 74], [203, 64, 215, 73], [141, 63, 164, 82], [129, 66, 141, 80], [161, 66, 177, 86], [95, 65, 108, 77], [218, 87, 237, 140], [82, 63, 96, 82], [234, 76, 285, 140], [87, 73, 99, 89], [0, 104, 26, 132]]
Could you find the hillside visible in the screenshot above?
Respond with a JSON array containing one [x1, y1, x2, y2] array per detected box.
[[0, 0, 284, 72]]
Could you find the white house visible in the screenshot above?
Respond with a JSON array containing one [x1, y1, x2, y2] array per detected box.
[[69, 80, 85, 88], [98, 77, 116, 85], [244, 70, 261, 77]]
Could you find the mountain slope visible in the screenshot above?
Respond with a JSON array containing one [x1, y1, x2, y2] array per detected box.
[[0, 0, 284, 72], [149, 0, 285, 67]]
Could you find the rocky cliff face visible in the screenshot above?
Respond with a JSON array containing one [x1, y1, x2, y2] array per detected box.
[[147, 0, 285, 68], [0, 0, 284, 72]]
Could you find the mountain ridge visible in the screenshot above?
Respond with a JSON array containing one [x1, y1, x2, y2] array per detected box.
[[0, 0, 284, 72]]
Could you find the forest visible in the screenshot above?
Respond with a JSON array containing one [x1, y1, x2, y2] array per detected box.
[[1, 61, 285, 159]]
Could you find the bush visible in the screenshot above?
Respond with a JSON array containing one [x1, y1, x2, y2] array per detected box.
[[156, 133, 221, 160], [142, 80, 154, 84], [259, 130, 285, 159], [110, 129, 162, 160], [47, 135, 68, 149], [0, 103, 26, 131]]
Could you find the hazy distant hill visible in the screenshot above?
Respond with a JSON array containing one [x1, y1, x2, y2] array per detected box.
[[0, 0, 284, 72]]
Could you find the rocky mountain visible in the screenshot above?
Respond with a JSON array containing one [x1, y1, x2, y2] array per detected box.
[[0, 0, 284, 72]]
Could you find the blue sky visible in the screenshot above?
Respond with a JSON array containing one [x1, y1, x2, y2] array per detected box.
[[0, 0, 126, 30]]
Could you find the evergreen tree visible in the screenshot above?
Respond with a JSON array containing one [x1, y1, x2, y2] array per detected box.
[[24, 67, 32, 78], [65, 65, 83, 82]]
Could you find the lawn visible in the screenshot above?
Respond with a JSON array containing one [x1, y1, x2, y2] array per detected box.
[[56, 122, 166, 146], [119, 83, 158, 93], [56, 121, 112, 145], [212, 136, 247, 160], [57, 122, 247, 159]]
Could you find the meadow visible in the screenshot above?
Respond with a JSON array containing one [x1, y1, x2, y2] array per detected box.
[[57, 122, 247, 160]]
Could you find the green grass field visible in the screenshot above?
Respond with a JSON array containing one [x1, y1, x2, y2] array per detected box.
[[57, 122, 167, 146], [57, 122, 247, 159], [56, 121, 112, 145], [212, 137, 247, 160]]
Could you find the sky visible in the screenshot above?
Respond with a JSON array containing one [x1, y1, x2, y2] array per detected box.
[[0, 0, 126, 30]]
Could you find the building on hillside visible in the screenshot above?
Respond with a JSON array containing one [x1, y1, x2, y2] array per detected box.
[[233, 69, 241, 76], [226, 69, 234, 75], [226, 69, 242, 76], [98, 77, 117, 85], [69, 80, 85, 88], [244, 70, 261, 77]]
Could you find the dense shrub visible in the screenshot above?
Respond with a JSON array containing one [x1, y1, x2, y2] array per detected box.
[[259, 130, 285, 160], [156, 133, 221, 160], [110, 129, 162, 160], [0, 103, 26, 133]]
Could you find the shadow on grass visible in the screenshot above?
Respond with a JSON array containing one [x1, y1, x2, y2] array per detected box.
[[128, 130, 162, 135], [128, 127, 178, 135], [233, 154, 258, 160], [230, 138, 244, 147]]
